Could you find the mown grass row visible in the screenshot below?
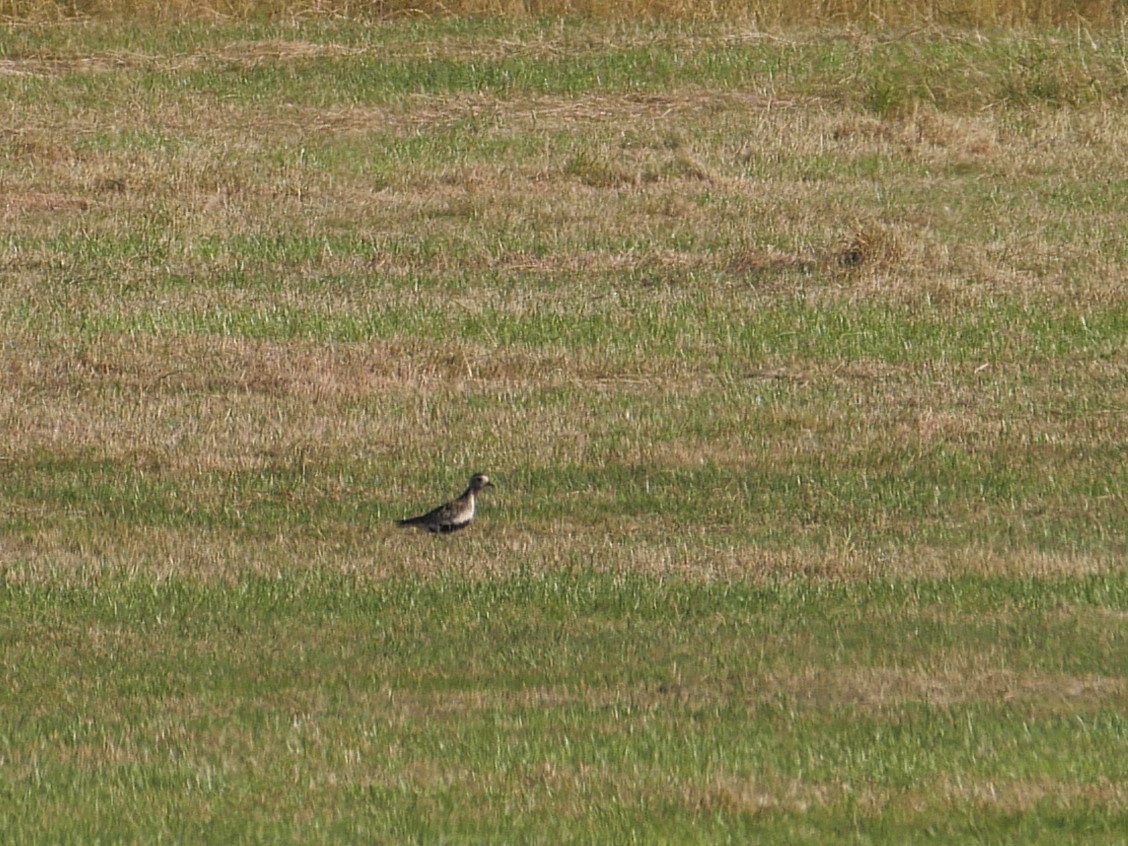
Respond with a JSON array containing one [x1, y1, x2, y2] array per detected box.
[[3, 22, 1125, 111], [1, 0, 1122, 26], [4, 384, 1125, 560]]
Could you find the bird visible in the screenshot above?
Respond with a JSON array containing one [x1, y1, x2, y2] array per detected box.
[[396, 473, 494, 533]]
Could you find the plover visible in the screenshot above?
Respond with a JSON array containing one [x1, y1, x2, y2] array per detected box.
[[396, 473, 494, 533]]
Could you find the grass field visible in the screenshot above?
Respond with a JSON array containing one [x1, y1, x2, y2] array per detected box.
[[2, 15, 1127, 843]]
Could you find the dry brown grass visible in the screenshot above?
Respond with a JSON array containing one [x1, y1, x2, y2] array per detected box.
[[1, 0, 1122, 25]]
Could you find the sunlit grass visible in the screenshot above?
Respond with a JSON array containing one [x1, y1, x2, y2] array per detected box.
[[1, 0, 1122, 26], [1, 572, 1126, 843], [1, 16, 1126, 843]]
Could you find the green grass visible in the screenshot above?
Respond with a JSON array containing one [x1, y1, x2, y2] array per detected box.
[[1, 572, 1127, 843], [1, 15, 1127, 843], [4, 21, 1126, 109]]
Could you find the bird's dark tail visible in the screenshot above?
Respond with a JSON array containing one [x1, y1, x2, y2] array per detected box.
[[396, 516, 423, 528]]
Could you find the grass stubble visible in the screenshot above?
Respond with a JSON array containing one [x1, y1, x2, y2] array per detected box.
[[1, 15, 1127, 844]]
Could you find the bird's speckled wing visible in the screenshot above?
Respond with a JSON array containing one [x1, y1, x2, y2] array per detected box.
[[397, 496, 473, 532]]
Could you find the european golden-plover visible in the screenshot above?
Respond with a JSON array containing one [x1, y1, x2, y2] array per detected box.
[[396, 473, 494, 533]]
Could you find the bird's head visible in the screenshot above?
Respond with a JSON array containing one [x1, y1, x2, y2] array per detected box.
[[468, 473, 494, 492]]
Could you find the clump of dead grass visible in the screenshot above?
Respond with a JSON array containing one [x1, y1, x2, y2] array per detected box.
[[835, 221, 906, 271], [728, 221, 911, 288], [726, 246, 817, 280], [831, 110, 1000, 159], [563, 148, 715, 189]]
